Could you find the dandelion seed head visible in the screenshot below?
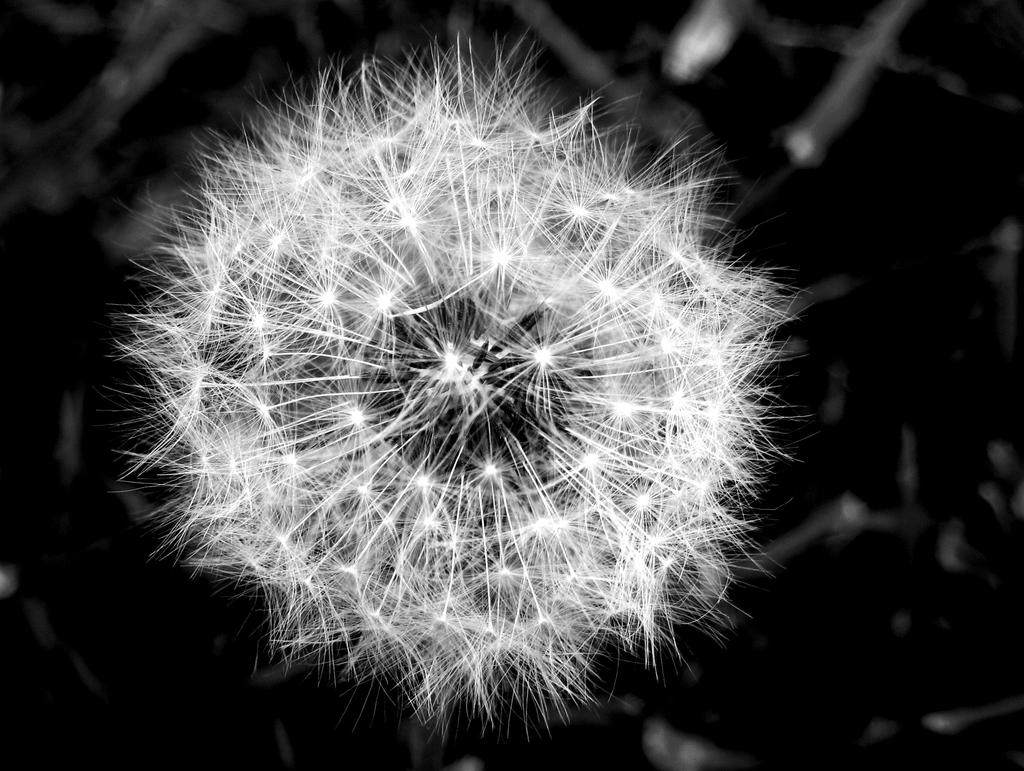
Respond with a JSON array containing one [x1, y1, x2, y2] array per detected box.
[[123, 44, 783, 726]]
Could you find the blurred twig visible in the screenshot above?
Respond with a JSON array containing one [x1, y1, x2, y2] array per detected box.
[[404, 715, 446, 771], [0, 0, 245, 221], [742, 493, 870, 575], [781, 0, 927, 167], [764, 18, 1023, 115], [22, 594, 110, 703], [662, 0, 755, 84], [922, 693, 1024, 735], [16, 0, 105, 36], [783, 272, 866, 317], [643, 714, 759, 771], [506, 0, 710, 145]]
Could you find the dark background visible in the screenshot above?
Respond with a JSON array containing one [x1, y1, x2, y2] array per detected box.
[[2, 0, 1023, 768]]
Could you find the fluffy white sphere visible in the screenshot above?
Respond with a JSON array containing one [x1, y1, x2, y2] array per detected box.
[[125, 45, 782, 724]]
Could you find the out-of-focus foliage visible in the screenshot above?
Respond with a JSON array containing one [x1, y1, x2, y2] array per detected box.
[[2, 0, 1022, 768]]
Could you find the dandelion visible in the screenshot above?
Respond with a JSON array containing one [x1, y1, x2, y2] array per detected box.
[[123, 44, 782, 725]]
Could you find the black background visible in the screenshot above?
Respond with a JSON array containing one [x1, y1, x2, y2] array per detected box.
[[2, 0, 1023, 768]]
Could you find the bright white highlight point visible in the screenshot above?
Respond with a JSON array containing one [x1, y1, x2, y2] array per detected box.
[[523, 127, 544, 143], [533, 516, 562, 534], [416, 474, 432, 490], [443, 350, 460, 372], [349, 407, 366, 427], [532, 347, 553, 367], [269, 230, 287, 251], [389, 196, 419, 231], [483, 462, 499, 477], [375, 292, 394, 312], [670, 390, 688, 414], [613, 401, 637, 419], [597, 278, 621, 301]]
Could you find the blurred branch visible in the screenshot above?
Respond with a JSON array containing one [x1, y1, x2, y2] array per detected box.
[[506, 0, 710, 145], [764, 18, 1023, 115], [662, 0, 755, 84], [743, 493, 869, 574], [742, 491, 928, 577], [443, 758, 484, 771], [781, 0, 927, 167], [922, 693, 1024, 735], [507, 0, 614, 87], [272, 718, 297, 769], [643, 714, 759, 771], [22, 594, 110, 703], [403, 715, 446, 771], [0, 0, 245, 222], [290, 0, 326, 64], [971, 0, 1024, 63], [784, 272, 866, 317], [249, 658, 314, 688], [16, 0, 105, 36], [0, 562, 18, 599]]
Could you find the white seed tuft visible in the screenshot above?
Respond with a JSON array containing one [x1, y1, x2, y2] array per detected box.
[[123, 44, 783, 726]]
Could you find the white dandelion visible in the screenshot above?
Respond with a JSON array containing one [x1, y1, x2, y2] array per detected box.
[[123, 43, 783, 725]]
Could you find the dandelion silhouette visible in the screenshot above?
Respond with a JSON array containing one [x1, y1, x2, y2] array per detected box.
[[125, 44, 781, 725]]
